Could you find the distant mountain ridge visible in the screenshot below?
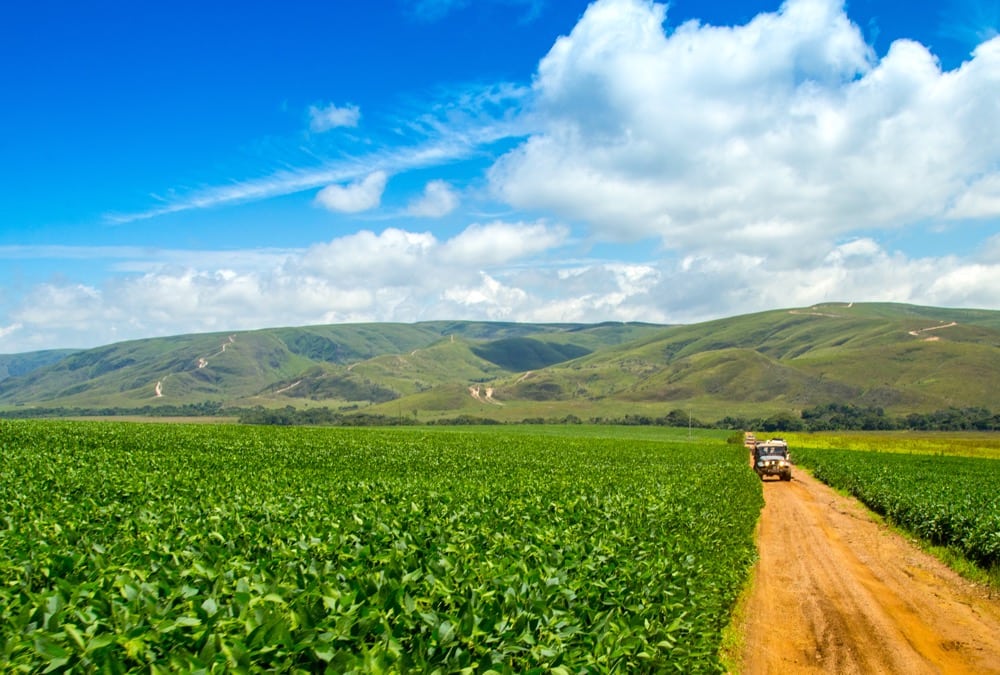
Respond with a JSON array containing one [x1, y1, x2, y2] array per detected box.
[[1, 303, 997, 420]]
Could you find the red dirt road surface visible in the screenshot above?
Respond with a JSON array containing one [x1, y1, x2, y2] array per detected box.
[[739, 469, 1000, 674]]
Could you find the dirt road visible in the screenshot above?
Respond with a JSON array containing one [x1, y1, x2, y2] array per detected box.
[[739, 469, 1000, 674]]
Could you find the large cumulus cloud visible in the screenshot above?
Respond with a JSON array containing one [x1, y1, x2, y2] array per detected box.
[[489, 0, 1000, 253]]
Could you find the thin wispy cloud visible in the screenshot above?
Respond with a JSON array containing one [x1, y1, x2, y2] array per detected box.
[[103, 141, 459, 225], [0, 323, 22, 339], [940, 0, 1000, 46], [0, 243, 300, 272], [0, 245, 158, 260], [104, 83, 531, 226]]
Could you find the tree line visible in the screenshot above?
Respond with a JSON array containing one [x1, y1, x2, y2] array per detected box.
[[716, 404, 999, 432]]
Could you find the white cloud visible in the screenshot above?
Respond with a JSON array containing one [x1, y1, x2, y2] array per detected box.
[[406, 180, 460, 217], [926, 264, 1000, 306], [947, 174, 1000, 219], [823, 237, 882, 266], [299, 228, 440, 285], [315, 171, 388, 212], [517, 262, 664, 323], [3, 232, 1000, 354], [308, 102, 361, 132], [441, 221, 568, 265], [442, 273, 528, 319], [489, 0, 1000, 255], [648, 241, 1000, 323], [15, 284, 107, 326], [0, 221, 574, 351]]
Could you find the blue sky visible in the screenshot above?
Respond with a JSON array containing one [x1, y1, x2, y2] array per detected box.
[[2, 0, 999, 352]]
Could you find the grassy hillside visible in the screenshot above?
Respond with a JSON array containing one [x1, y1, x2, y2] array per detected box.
[[0, 349, 77, 382], [269, 323, 443, 364], [472, 303, 1000, 418], [1, 304, 996, 420], [250, 337, 512, 406], [0, 331, 314, 407], [471, 337, 591, 371], [0, 321, 665, 410]]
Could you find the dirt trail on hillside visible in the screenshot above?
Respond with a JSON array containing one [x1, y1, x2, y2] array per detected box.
[[739, 469, 1000, 674]]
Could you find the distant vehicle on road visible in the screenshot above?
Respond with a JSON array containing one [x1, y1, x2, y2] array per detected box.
[[753, 438, 792, 481]]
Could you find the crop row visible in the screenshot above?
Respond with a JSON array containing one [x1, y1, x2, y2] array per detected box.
[[0, 421, 762, 673], [793, 447, 1000, 568]]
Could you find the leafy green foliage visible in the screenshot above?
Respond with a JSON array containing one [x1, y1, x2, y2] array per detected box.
[[0, 421, 761, 672], [794, 448, 1000, 568]]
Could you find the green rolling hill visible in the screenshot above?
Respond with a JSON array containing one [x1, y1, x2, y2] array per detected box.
[[0, 349, 79, 382], [476, 303, 999, 419], [0, 303, 997, 421]]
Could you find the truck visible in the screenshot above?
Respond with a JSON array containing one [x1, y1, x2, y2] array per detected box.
[[753, 438, 792, 481]]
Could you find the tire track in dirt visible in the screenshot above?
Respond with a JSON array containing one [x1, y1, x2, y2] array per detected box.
[[739, 469, 1000, 674]]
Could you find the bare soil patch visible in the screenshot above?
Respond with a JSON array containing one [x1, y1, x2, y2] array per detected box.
[[739, 469, 1000, 674]]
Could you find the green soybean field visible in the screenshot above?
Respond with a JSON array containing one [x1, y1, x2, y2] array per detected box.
[[0, 421, 762, 673], [794, 447, 1000, 571]]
